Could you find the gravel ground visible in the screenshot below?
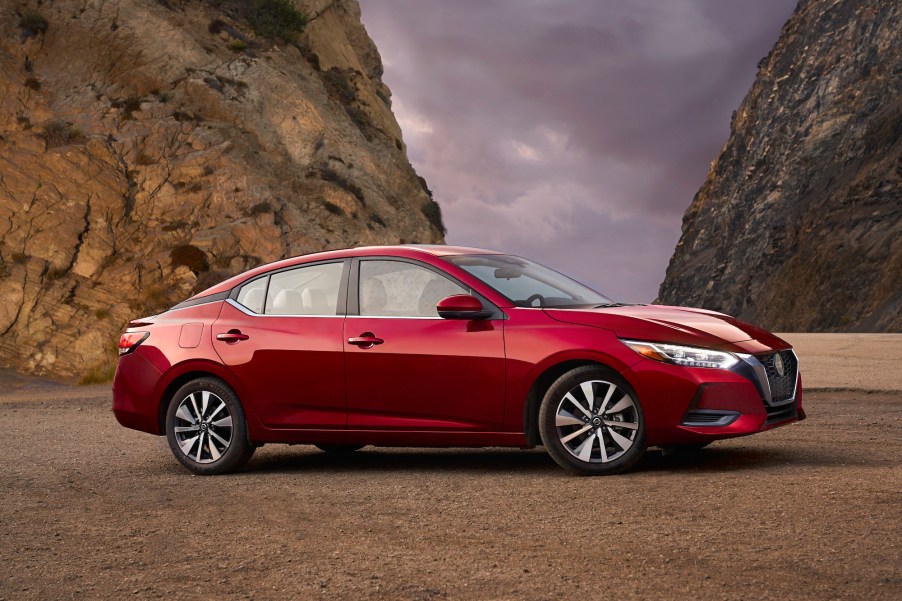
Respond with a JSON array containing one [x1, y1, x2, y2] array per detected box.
[[777, 333, 902, 392], [0, 384, 899, 600]]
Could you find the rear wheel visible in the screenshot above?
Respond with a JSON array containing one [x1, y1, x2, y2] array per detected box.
[[315, 444, 365, 454], [539, 366, 647, 476], [165, 377, 254, 475]]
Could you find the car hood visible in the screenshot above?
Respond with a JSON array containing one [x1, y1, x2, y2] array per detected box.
[[544, 304, 790, 353]]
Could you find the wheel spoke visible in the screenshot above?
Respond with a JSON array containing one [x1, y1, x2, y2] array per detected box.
[[580, 382, 595, 412], [179, 435, 199, 455], [603, 419, 638, 430], [575, 432, 596, 462], [195, 432, 205, 461], [555, 410, 584, 427], [605, 395, 633, 414], [596, 427, 609, 462], [560, 424, 592, 444], [563, 392, 592, 419], [175, 405, 196, 424], [209, 429, 229, 447], [607, 426, 633, 451], [189, 394, 202, 423], [200, 390, 210, 418], [212, 415, 232, 429], [597, 383, 617, 414], [174, 425, 200, 433], [208, 436, 221, 461], [208, 402, 226, 421]]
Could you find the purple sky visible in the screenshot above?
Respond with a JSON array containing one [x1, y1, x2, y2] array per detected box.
[[360, 1, 796, 302]]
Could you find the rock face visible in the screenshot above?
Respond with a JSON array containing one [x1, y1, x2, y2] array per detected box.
[[657, 0, 901, 332], [0, 0, 444, 379]]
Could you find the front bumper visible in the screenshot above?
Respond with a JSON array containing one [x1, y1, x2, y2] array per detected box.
[[624, 355, 804, 447]]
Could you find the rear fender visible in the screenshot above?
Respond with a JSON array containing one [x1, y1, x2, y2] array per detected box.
[[152, 360, 267, 441]]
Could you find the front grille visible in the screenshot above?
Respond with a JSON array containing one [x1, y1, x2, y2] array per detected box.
[[758, 350, 798, 404]]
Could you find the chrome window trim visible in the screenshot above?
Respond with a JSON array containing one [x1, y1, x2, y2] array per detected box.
[[226, 299, 488, 321], [225, 298, 343, 318], [346, 314, 445, 320]]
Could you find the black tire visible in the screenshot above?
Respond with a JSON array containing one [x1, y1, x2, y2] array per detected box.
[[315, 444, 366, 454], [165, 377, 254, 475], [539, 365, 647, 476]]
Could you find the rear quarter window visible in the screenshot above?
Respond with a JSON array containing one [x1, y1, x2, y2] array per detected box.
[[236, 277, 267, 313]]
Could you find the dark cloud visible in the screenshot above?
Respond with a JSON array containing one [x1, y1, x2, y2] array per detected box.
[[360, 0, 796, 301]]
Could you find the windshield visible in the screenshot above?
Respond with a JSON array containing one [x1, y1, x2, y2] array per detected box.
[[446, 254, 615, 308]]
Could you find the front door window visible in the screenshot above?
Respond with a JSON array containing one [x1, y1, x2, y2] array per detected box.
[[359, 260, 466, 318]]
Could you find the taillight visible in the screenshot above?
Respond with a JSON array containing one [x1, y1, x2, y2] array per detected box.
[[118, 332, 149, 356]]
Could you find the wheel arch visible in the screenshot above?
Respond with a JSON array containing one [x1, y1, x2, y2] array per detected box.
[[523, 358, 621, 446], [155, 361, 245, 435]]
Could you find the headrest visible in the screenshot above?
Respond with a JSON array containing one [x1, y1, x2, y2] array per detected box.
[[271, 289, 304, 314], [418, 278, 461, 315], [302, 288, 330, 314], [361, 278, 387, 314], [241, 287, 264, 312]]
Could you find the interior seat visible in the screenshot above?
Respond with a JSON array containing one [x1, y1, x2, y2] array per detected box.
[[270, 289, 304, 315], [361, 278, 387, 315], [241, 287, 264, 313], [301, 288, 330, 315], [418, 278, 463, 316]]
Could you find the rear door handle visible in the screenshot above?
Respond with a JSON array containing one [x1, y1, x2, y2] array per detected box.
[[347, 333, 384, 348], [216, 330, 250, 343]]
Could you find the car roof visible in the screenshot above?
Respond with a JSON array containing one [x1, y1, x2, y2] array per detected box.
[[188, 245, 503, 299], [396, 244, 503, 257]]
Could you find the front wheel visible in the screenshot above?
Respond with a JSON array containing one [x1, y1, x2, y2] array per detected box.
[[165, 377, 254, 475], [539, 366, 647, 476]]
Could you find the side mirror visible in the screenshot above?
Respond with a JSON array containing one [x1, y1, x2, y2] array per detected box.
[[436, 295, 491, 320]]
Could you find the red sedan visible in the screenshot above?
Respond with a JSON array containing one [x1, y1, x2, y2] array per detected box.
[[113, 245, 804, 475]]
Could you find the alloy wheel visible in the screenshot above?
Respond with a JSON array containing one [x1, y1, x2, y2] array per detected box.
[[172, 390, 233, 463], [554, 380, 639, 463]]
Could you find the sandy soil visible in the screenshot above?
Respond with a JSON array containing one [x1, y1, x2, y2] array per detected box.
[[0, 391, 899, 601], [0, 336, 900, 600], [777, 333, 902, 391]]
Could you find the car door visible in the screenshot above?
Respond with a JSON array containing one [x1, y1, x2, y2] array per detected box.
[[344, 258, 506, 431], [212, 260, 349, 429]]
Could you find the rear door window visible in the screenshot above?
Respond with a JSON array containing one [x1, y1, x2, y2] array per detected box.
[[264, 262, 345, 316]]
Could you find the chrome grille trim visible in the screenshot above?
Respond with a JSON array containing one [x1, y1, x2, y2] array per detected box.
[[738, 349, 799, 407]]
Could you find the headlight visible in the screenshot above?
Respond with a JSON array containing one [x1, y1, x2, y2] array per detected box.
[[621, 339, 739, 369]]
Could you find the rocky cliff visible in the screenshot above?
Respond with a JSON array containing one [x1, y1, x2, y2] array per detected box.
[[0, 0, 445, 379], [657, 0, 901, 332]]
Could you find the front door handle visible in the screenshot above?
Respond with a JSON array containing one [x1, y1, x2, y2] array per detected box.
[[216, 330, 250, 343], [348, 332, 384, 348]]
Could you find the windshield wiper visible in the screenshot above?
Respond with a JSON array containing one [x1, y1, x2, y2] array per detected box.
[[594, 303, 627, 308]]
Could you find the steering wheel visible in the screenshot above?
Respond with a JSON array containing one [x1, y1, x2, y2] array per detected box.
[[525, 293, 545, 307]]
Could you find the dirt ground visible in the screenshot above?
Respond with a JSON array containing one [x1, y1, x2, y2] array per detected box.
[[777, 333, 902, 392], [0, 380, 899, 600]]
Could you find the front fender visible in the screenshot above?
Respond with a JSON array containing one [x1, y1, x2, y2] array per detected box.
[[501, 311, 645, 432]]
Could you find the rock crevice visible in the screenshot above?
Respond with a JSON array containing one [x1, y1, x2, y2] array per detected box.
[[0, 0, 444, 378], [657, 0, 901, 332]]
